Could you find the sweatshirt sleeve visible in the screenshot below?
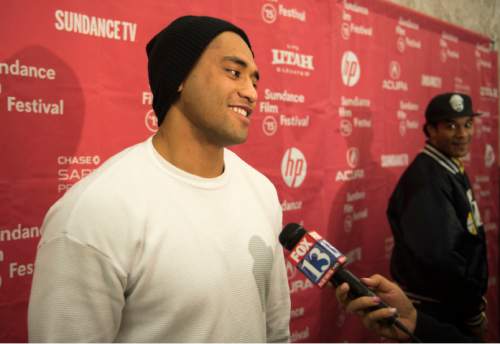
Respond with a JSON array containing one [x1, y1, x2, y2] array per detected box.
[[265, 241, 291, 343], [265, 194, 291, 343], [28, 235, 127, 342], [414, 311, 481, 343]]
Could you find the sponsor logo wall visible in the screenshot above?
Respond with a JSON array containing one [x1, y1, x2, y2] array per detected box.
[[0, 0, 498, 342]]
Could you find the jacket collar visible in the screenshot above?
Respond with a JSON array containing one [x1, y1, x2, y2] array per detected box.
[[422, 142, 462, 175]]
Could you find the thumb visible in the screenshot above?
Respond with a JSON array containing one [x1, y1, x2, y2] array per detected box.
[[361, 274, 393, 293]]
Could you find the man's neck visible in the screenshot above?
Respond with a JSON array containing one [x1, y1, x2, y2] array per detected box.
[[425, 141, 464, 173], [152, 112, 225, 178]]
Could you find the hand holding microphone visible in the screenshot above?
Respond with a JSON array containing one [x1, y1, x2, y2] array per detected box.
[[279, 223, 421, 342], [336, 274, 418, 341]]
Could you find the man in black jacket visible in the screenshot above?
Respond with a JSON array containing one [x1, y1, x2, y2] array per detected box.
[[387, 93, 488, 339]]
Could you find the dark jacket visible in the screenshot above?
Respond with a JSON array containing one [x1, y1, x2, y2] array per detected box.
[[415, 312, 481, 343], [387, 143, 488, 323]]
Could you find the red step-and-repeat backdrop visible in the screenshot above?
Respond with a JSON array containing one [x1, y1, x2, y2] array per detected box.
[[1, 0, 498, 342]]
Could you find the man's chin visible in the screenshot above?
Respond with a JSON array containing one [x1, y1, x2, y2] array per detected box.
[[223, 135, 248, 147], [452, 149, 469, 159]]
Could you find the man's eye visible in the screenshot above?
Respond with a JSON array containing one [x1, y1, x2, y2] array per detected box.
[[227, 69, 240, 78], [446, 123, 457, 130], [465, 121, 473, 128]]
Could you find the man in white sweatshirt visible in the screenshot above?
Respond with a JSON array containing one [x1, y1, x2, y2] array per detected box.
[[28, 15, 291, 342]]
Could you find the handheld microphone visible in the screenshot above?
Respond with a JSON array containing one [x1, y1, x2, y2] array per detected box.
[[279, 223, 421, 342], [279, 223, 394, 317]]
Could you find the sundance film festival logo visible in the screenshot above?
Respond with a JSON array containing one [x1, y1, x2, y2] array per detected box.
[[262, 115, 278, 136], [281, 147, 307, 188], [344, 209, 368, 231], [397, 109, 419, 136], [340, 119, 353, 136], [475, 46, 493, 71], [344, 214, 353, 233], [145, 110, 158, 132], [261, 3, 277, 23], [397, 36, 405, 52], [439, 34, 460, 63], [261, 3, 306, 24], [395, 24, 422, 53], [398, 120, 419, 136], [399, 121, 407, 136], [340, 21, 372, 40], [341, 51, 360, 87], [440, 47, 459, 63]]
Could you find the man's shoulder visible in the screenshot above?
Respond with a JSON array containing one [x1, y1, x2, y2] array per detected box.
[[42, 141, 152, 232], [405, 152, 448, 178], [393, 153, 448, 193], [225, 149, 276, 190], [68, 141, 149, 193]]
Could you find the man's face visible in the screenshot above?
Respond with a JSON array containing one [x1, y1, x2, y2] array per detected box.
[[427, 116, 474, 158], [176, 31, 259, 147]]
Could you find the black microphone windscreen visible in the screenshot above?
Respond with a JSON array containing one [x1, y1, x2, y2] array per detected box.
[[279, 223, 306, 250]]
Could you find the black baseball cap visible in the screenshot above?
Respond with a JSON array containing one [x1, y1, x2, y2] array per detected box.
[[425, 92, 481, 123]]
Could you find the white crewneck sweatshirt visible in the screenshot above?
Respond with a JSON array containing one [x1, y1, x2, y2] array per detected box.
[[28, 137, 291, 342]]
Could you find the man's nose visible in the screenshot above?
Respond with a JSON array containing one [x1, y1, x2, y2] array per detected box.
[[238, 78, 257, 104], [455, 125, 468, 138]]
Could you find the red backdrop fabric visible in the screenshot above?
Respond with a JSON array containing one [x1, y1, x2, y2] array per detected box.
[[1, 0, 498, 342]]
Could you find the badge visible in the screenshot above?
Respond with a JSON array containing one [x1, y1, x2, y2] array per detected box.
[[467, 212, 478, 235], [449, 94, 465, 112]]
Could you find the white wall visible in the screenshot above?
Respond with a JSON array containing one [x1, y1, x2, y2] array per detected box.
[[389, 0, 500, 163]]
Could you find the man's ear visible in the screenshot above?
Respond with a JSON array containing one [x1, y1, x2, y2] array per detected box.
[[426, 123, 437, 139], [177, 83, 183, 92]]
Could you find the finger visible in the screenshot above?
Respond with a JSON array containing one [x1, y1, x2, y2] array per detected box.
[[364, 307, 398, 323], [361, 311, 401, 340], [345, 296, 380, 314], [335, 283, 350, 304], [361, 274, 397, 294]]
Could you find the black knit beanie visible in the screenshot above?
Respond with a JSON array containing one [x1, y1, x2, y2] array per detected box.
[[146, 15, 253, 126]]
